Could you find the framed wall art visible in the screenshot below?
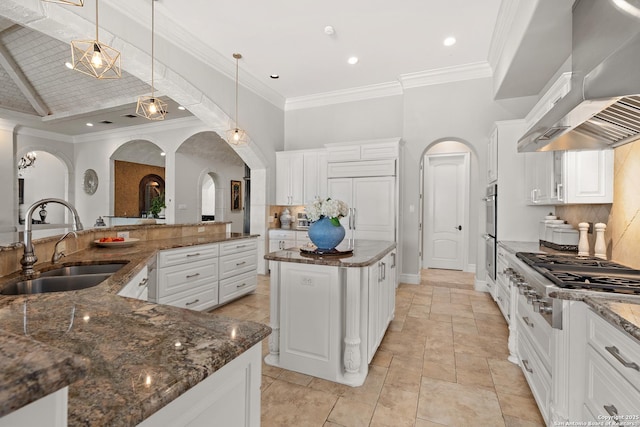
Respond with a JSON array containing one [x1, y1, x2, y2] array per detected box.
[[231, 180, 242, 211]]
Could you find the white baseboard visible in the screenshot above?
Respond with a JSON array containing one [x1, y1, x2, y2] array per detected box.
[[465, 263, 476, 273], [399, 273, 420, 285]]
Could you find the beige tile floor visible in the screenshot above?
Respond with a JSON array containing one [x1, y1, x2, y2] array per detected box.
[[213, 269, 545, 427]]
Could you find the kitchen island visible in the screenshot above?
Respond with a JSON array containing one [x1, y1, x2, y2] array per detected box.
[[0, 230, 270, 426], [264, 240, 396, 387]]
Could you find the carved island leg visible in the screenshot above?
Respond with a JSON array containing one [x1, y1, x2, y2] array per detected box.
[[265, 262, 280, 366], [343, 268, 362, 379]]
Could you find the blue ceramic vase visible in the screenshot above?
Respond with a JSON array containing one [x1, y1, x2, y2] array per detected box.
[[308, 217, 346, 251]]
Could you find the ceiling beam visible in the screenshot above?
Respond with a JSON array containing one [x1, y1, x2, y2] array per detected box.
[[0, 40, 49, 117]]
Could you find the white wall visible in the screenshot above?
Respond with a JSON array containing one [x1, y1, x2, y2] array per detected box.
[[20, 151, 67, 224], [0, 121, 16, 244]]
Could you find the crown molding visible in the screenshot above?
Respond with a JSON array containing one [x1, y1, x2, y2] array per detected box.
[[487, 0, 522, 69], [71, 116, 206, 144], [14, 126, 71, 142], [399, 62, 493, 89], [285, 82, 403, 111]]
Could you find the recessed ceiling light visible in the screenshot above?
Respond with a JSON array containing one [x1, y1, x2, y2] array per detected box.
[[177, 105, 186, 111], [324, 25, 335, 36], [347, 56, 359, 65], [443, 36, 456, 47], [85, 122, 94, 127], [64, 62, 73, 69], [270, 74, 280, 79], [160, 152, 166, 156]]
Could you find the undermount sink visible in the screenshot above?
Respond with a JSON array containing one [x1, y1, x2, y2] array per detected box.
[[1, 274, 112, 295], [1, 262, 127, 295], [40, 263, 127, 277]]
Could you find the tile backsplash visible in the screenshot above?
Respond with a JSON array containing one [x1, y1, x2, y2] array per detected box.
[[556, 139, 640, 268]]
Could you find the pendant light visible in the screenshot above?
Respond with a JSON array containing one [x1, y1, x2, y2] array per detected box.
[[42, 0, 84, 5], [70, 0, 121, 79], [137, 0, 167, 120], [226, 53, 248, 145]]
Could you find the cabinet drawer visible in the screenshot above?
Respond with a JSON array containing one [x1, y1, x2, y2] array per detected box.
[[158, 285, 219, 311], [220, 271, 257, 304], [517, 295, 552, 373], [220, 251, 257, 280], [158, 244, 218, 268], [219, 238, 257, 256], [158, 259, 218, 298], [517, 329, 550, 424], [268, 229, 296, 240], [296, 231, 312, 247], [495, 281, 510, 324], [584, 345, 640, 421], [587, 309, 640, 391]]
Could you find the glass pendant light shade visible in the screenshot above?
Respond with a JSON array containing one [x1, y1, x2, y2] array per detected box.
[[227, 53, 248, 145], [226, 127, 249, 146], [71, 40, 121, 79], [42, 0, 84, 5], [70, 0, 121, 79], [136, 96, 168, 121], [136, 0, 167, 120]]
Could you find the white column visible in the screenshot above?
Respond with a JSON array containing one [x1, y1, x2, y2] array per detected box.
[[343, 268, 362, 377], [265, 261, 280, 366]]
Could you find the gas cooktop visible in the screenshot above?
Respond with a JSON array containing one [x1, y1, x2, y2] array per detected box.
[[516, 252, 640, 294]]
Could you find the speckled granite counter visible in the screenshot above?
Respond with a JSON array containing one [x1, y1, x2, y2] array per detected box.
[[0, 232, 270, 426], [264, 240, 396, 267], [499, 240, 640, 344]]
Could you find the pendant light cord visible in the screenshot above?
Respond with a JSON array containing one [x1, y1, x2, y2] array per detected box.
[[95, 0, 99, 41], [235, 56, 239, 127], [151, 0, 155, 97]]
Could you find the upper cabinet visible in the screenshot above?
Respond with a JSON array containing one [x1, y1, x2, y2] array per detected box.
[[275, 149, 328, 205], [275, 152, 304, 205], [525, 149, 613, 205]]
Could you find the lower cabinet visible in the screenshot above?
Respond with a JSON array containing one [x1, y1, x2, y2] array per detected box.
[[117, 266, 149, 301], [0, 387, 68, 427], [268, 229, 311, 252], [138, 343, 262, 427], [367, 249, 396, 362], [149, 238, 257, 311]]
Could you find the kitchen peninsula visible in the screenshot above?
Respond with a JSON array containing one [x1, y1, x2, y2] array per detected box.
[[0, 223, 270, 426], [264, 240, 396, 387]]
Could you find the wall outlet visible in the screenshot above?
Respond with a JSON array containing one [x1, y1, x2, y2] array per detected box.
[[117, 231, 129, 238], [198, 227, 205, 233]]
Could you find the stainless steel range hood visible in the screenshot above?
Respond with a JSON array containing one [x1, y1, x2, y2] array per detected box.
[[518, 0, 640, 152]]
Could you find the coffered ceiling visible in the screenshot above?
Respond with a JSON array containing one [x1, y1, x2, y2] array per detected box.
[[0, 1, 573, 136]]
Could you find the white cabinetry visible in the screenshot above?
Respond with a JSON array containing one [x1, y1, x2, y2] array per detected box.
[[275, 152, 304, 205], [269, 229, 310, 252], [218, 239, 258, 304], [525, 149, 613, 205], [117, 266, 149, 301], [303, 150, 327, 203], [367, 250, 396, 362], [487, 127, 498, 184], [139, 343, 262, 427], [582, 309, 640, 421], [0, 387, 68, 427], [328, 176, 396, 241], [150, 239, 257, 311], [326, 139, 399, 162]]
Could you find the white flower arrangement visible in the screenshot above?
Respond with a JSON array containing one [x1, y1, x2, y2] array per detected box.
[[305, 197, 349, 226]]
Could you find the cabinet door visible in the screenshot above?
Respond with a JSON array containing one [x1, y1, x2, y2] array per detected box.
[[353, 176, 395, 241], [275, 152, 304, 205], [564, 150, 613, 204], [524, 152, 553, 205], [303, 151, 328, 203]]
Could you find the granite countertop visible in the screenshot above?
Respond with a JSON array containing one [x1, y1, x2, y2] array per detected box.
[[0, 232, 271, 426], [264, 240, 396, 267], [499, 240, 640, 344]]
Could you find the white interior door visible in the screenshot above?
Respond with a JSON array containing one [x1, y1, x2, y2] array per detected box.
[[424, 153, 469, 270]]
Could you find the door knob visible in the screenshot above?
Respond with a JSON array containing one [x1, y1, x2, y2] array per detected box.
[[455, 225, 462, 231]]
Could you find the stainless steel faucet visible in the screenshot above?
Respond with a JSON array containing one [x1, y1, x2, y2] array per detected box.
[[21, 198, 84, 276], [51, 231, 78, 263]]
